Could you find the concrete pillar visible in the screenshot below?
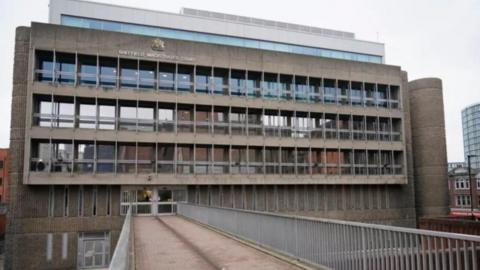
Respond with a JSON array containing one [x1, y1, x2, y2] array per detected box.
[[408, 78, 449, 218]]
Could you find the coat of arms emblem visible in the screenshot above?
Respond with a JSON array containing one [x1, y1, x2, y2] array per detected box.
[[151, 38, 165, 51]]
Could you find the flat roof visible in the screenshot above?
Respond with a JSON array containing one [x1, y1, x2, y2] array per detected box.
[[49, 0, 385, 62]]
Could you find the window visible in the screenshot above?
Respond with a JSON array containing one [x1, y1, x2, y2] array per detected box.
[[77, 232, 110, 268], [455, 178, 470, 189], [195, 106, 211, 134], [230, 69, 246, 96], [0, 177, 3, 186], [74, 142, 94, 173], [294, 76, 308, 101], [97, 143, 115, 173], [195, 66, 211, 94], [78, 54, 97, 86], [231, 146, 247, 174], [177, 104, 195, 132], [213, 145, 229, 174], [265, 147, 279, 174], [195, 145, 211, 174], [34, 96, 53, 127], [119, 103, 137, 131], [92, 187, 97, 216], [117, 143, 136, 173], [213, 68, 228, 95], [48, 186, 54, 217], [78, 186, 84, 216], [99, 57, 117, 87], [36, 50, 54, 82], [177, 65, 193, 92], [262, 73, 278, 99], [64, 186, 69, 217], [120, 59, 138, 88], [456, 195, 471, 207], [323, 79, 336, 104], [158, 144, 174, 173], [350, 81, 363, 106], [62, 233, 68, 260], [46, 233, 53, 261], [139, 61, 156, 89], [0, 160, 3, 169], [31, 140, 50, 172], [52, 97, 75, 128], [51, 142, 73, 173], [106, 186, 111, 216], [62, 16, 383, 64], [158, 63, 175, 90], [98, 102, 115, 130], [137, 104, 155, 132], [55, 52, 76, 85], [311, 149, 325, 174], [78, 102, 96, 129], [137, 144, 155, 173], [158, 104, 174, 132]]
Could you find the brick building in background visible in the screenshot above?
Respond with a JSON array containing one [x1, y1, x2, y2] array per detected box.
[[5, 0, 450, 268], [447, 166, 480, 217]]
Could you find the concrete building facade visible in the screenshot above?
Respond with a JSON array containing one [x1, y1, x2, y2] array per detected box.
[[6, 0, 449, 269]]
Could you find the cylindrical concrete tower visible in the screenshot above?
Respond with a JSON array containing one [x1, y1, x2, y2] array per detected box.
[[408, 78, 449, 218], [462, 103, 480, 169]]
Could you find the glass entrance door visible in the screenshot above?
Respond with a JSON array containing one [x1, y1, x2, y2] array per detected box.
[[157, 189, 173, 215]]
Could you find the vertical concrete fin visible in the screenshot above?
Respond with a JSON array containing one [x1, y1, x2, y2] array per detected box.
[[5, 26, 31, 270]]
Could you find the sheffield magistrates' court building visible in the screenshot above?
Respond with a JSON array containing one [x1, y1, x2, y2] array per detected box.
[[7, 0, 450, 268]]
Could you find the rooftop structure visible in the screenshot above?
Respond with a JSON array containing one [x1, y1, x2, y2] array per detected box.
[[48, 0, 385, 63]]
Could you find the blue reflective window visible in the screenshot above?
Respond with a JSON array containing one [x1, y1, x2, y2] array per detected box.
[[99, 57, 117, 87], [103, 21, 121, 32], [61, 15, 383, 64], [78, 55, 97, 86], [55, 53, 76, 84]]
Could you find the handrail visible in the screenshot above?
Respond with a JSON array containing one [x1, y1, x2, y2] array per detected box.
[[178, 203, 480, 270], [109, 205, 133, 270]]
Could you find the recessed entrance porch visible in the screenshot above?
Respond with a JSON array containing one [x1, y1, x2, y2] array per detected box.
[[120, 186, 186, 216]]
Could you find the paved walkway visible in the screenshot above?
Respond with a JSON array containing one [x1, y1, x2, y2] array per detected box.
[[134, 216, 302, 270]]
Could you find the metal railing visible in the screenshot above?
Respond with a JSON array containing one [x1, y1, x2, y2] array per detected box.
[[109, 206, 134, 270], [177, 203, 480, 270]]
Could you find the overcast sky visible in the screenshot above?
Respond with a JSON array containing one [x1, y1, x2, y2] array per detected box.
[[0, 0, 479, 162]]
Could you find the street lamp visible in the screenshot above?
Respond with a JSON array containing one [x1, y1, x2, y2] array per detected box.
[[467, 154, 478, 220]]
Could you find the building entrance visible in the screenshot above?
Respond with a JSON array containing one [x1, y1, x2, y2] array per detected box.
[[120, 186, 186, 216]]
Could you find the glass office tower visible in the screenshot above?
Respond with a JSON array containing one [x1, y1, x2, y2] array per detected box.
[[462, 103, 480, 169]]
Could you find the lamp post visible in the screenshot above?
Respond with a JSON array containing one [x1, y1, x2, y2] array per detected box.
[[467, 154, 478, 221]]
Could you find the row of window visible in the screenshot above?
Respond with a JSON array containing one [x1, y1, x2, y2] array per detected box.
[[453, 178, 480, 190], [47, 185, 112, 217], [35, 50, 399, 108], [61, 15, 383, 64], [454, 194, 480, 208], [31, 140, 403, 175], [34, 96, 402, 141]]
